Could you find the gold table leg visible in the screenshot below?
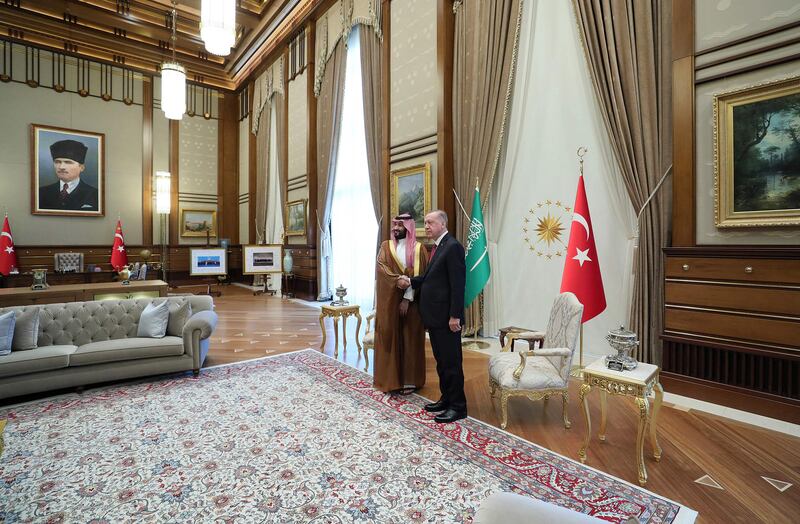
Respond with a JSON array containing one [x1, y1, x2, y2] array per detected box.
[[635, 395, 651, 486], [333, 316, 339, 358], [342, 315, 348, 349], [651, 382, 664, 461], [354, 311, 363, 351], [319, 313, 327, 351], [599, 389, 608, 441], [578, 383, 591, 463]]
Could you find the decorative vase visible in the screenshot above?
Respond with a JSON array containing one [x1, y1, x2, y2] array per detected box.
[[604, 326, 639, 371], [283, 250, 293, 274]]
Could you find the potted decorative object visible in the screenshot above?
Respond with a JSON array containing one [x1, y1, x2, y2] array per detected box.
[[31, 269, 49, 290], [605, 326, 639, 371], [118, 265, 132, 285], [331, 284, 349, 306]]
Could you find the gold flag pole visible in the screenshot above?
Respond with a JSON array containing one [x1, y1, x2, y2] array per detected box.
[[569, 147, 588, 379]]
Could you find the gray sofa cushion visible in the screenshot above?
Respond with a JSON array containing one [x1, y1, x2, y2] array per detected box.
[[137, 302, 169, 338], [13, 308, 40, 351], [0, 311, 14, 355], [167, 301, 192, 337], [0, 345, 77, 378], [70, 336, 184, 366]]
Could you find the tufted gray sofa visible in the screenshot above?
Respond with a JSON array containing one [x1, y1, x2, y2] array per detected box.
[[0, 295, 218, 400]]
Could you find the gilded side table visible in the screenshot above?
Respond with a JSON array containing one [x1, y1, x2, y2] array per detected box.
[[319, 304, 362, 358], [578, 358, 663, 486]]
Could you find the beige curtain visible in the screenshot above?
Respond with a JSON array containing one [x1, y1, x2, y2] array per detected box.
[[453, 0, 524, 335], [254, 99, 272, 245], [572, 0, 672, 365], [359, 26, 385, 244], [274, 92, 287, 217], [316, 42, 348, 300]]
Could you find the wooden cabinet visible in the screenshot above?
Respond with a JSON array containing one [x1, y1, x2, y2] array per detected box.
[[662, 247, 800, 424], [0, 280, 169, 308]]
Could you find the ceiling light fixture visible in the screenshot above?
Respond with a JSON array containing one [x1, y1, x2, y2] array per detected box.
[[201, 0, 236, 57], [160, 0, 186, 120]]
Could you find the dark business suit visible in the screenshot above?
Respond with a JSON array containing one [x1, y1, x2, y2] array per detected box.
[[411, 232, 467, 413], [39, 180, 99, 212]]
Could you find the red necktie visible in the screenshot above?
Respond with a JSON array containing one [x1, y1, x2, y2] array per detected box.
[[429, 244, 437, 262], [60, 184, 69, 202]]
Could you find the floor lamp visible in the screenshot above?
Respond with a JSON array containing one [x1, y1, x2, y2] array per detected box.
[[155, 171, 171, 283]]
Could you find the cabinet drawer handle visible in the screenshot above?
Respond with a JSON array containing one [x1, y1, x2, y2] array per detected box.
[[682, 264, 689, 271], [744, 266, 753, 274]]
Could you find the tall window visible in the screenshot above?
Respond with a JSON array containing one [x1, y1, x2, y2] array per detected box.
[[330, 27, 378, 313]]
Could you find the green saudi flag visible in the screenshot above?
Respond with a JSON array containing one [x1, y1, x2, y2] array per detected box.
[[464, 187, 491, 307]]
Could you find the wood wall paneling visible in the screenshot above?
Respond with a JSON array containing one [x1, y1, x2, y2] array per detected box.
[[248, 82, 258, 244], [169, 120, 180, 246], [219, 93, 240, 242], [306, 20, 318, 250], [436, 0, 455, 225], [664, 308, 800, 348], [282, 47, 290, 241], [142, 77, 154, 246], [381, 0, 392, 241], [671, 0, 695, 60], [671, 56, 695, 247]]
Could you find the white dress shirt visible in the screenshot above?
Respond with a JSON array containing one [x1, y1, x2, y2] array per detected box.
[[396, 238, 415, 301], [60, 179, 79, 194]]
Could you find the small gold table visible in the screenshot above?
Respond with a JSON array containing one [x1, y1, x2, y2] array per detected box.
[[578, 358, 663, 486], [319, 304, 362, 358]]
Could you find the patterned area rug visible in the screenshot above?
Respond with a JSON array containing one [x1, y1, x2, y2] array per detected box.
[[0, 350, 696, 523]]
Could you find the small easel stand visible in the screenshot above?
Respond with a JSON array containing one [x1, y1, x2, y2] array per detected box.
[[205, 230, 223, 297]]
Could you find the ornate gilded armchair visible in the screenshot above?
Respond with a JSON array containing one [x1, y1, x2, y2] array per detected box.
[[488, 292, 584, 429]]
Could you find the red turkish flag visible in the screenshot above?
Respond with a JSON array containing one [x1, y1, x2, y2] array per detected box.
[[110, 220, 128, 271], [560, 174, 606, 322], [0, 216, 18, 276]]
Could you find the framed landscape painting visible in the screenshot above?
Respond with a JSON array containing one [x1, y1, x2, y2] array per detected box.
[[243, 244, 283, 274], [181, 209, 217, 237], [31, 124, 105, 217], [285, 199, 307, 237], [190, 248, 227, 276], [714, 75, 800, 227], [390, 162, 432, 236]]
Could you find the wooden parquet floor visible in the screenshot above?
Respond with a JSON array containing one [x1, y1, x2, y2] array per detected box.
[[208, 287, 800, 523]]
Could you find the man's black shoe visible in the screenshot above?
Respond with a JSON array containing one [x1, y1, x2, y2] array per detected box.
[[424, 399, 448, 412], [434, 409, 467, 423]]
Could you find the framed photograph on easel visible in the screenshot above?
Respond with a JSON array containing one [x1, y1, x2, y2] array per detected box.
[[189, 248, 227, 276], [243, 244, 283, 274]]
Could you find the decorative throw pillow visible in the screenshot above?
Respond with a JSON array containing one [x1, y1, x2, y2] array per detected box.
[[12, 308, 40, 351], [0, 419, 6, 458], [0, 311, 15, 356], [137, 301, 170, 338], [167, 301, 192, 337]]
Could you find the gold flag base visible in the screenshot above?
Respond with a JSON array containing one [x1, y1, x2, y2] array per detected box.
[[462, 339, 491, 350], [569, 364, 585, 379]]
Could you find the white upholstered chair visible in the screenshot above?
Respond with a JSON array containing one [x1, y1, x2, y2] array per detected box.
[[488, 292, 584, 429]]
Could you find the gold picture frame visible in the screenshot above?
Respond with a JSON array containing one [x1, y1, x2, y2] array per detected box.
[[180, 209, 217, 237], [285, 199, 308, 237], [390, 162, 432, 236], [31, 124, 105, 217], [714, 75, 800, 228]]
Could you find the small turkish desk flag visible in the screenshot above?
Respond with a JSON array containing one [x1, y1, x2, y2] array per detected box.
[[110, 220, 128, 271], [560, 174, 606, 322], [0, 216, 18, 276]]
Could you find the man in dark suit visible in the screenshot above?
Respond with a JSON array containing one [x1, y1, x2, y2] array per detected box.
[[38, 139, 99, 212], [397, 210, 467, 423]]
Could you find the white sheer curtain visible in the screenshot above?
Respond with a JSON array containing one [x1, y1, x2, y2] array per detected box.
[[331, 27, 378, 313], [266, 100, 283, 292]]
